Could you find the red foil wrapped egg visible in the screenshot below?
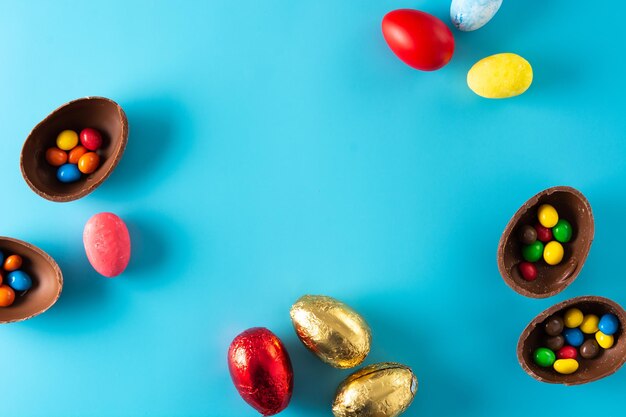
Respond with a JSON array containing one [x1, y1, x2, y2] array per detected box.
[[228, 327, 293, 416]]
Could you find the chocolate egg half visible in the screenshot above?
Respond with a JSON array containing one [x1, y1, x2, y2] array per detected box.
[[290, 295, 371, 368], [0, 237, 63, 323], [497, 186, 594, 298], [21, 97, 128, 202], [332, 362, 417, 417], [518, 296, 626, 385]]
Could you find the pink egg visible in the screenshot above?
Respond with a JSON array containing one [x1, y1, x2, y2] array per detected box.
[[83, 212, 131, 277]]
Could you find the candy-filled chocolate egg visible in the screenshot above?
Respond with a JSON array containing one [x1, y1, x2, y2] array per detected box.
[[228, 327, 293, 416], [518, 296, 626, 385], [332, 362, 417, 417], [497, 186, 594, 298], [290, 295, 371, 368], [83, 212, 131, 278], [450, 0, 502, 31]]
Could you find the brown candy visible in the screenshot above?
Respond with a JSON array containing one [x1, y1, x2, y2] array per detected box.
[[580, 339, 601, 359], [545, 316, 564, 336], [519, 225, 537, 245], [546, 335, 565, 351]]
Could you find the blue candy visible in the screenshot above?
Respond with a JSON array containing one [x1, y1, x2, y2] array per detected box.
[[0, 250, 4, 265], [57, 163, 81, 183], [599, 314, 619, 336], [7, 270, 32, 291], [563, 328, 584, 347], [450, 0, 503, 32]]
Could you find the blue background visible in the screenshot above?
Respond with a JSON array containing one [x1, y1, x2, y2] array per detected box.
[[1, 1, 625, 416]]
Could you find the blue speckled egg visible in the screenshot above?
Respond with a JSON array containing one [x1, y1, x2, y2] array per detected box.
[[450, 0, 502, 31], [7, 270, 32, 291], [57, 163, 81, 183]]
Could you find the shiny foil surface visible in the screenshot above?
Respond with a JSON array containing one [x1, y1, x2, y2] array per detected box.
[[290, 295, 371, 368], [227, 327, 293, 416], [332, 362, 418, 417]]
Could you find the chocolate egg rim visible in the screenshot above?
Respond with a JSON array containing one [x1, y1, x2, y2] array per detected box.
[[0, 236, 63, 324], [517, 296, 626, 385], [497, 186, 594, 298], [20, 96, 129, 203]]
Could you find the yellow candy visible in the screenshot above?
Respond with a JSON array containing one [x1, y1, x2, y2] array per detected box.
[[543, 241, 564, 265], [596, 331, 614, 349], [553, 359, 579, 374], [580, 314, 599, 334], [538, 204, 559, 228], [56, 130, 79, 151], [467, 53, 533, 99], [564, 308, 584, 328]]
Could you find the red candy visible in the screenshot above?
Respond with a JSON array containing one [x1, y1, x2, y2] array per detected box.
[[79, 128, 103, 151], [228, 327, 293, 416], [382, 9, 455, 71], [535, 223, 553, 242], [557, 346, 578, 360], [518, 262, 537, 281]]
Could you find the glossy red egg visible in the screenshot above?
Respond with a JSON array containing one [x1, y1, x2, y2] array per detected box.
[[382, 9, 455, 71], [228, 327, 293, 416]]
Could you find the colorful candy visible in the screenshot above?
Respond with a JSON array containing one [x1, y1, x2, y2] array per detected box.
[[522, 241, 543, 262], [518, 225, 537, 245], [0, 285, 15, 307], [543, 241, 564, 265], [79, 128, 103, 151], [556, 346, 577, 360], [83, 212, 131, 278], [518, 262, 537, 281], [595, 331, 614, 349], [467, 53, 533, 98], [0, 251, 33, 307], [78, 152, 100, 174], [538, 204, 559, 228], [563, 328, 584, 347], [7, 270, 32, 291], [564, 308, 584, 328], [56, 130, 79, 150], [580, 339, 600, 359], [45, 147, 68, 166], [546, 335, 565, 351], [47, 127, 103, 183], [533, 347, 556, 367], [545, 316, 564, 336], [598, 313, 619, 335], [68, 145, 88, 164], [535, 223, 553, 243], [450, 0, 502, 32], [3, 254, 22, 271], [552, 219, 573, 243], [553, 358, 579, 374], [580, 314, 599, 334], [57, 163, 82, 183]]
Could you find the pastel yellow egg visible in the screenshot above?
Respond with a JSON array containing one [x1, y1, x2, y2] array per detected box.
[[564, 308, 584, 328], [580, 314, 599, 334], [467, 53, 532, 99], [538, 204, 559, 228], [543, 241, 564, 265], [596, 331, 614, 349], [553, 358, 579, 375], [56, 130, 79, 150]]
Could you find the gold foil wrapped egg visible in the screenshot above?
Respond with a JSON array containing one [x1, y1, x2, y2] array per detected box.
[[290, 295, 371, 368], [332, 362, 418, 417]]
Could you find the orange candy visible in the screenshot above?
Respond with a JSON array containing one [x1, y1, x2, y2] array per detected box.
[[0, 285, 15, 307], [68, 145, 88, 164], [78, 152, 100, 174], [45, 147, 68, 166], [4, 254, 23, 271], [0, 270, 3, 286]]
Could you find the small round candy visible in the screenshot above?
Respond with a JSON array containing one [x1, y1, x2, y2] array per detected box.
[[518, 262, 537, 281], [545, 316, 565, 336], [598, 313, 619, 335], [3, 254, 23, 271], [564, 308, 584, 328], [580, 339, 600, 359], [0, 250, 4, 265], [533, 347, 556, 367], [57, 164, 82, 183], [519, 225, 537, 245], [563, 328, 584, 347], [0, 270, 4, 286], [546, 335, 565, 351], [552, 219, 573, 243], [0, 285, 15, 307], [580, 314, 599, 334], [538, 204, 559, 228], [56, 130, 79, 150], [556, 346, 578, 360], [68, 145, 88, 164], [45, 147, 68, 166], [80, 128, 103, 151], [535, 223, 553, 243], [543, 241, 564, 265], [553, 358, 578, 374], [522, 241, 544, 262], [78, 152, 100, 174], [7, 270, 32, 291], [596, 331, 614, 349]]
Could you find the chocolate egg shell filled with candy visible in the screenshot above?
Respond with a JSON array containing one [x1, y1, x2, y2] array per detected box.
[[497, 186, 594, 298], [518, 296, 626, 385], [290, 295, 371, 368], [21, 97, 128, 202], [228, 327, 293, 416], [0, 237, 62, 324], [332, 362, 417, 417]]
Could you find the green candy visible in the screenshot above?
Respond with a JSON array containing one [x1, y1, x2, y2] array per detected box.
[[552, 219, 573, 243], [534, 347, 556, 367], [522, 241, 544, 262]]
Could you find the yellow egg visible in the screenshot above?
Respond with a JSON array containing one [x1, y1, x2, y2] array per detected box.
[[538, 204, 559, 228], [56, 130, 79, 151], [564, 308, 584, 328], [553, 359, 579, 375], [596, 331, 614, 349], [580, 314, 599, 334], [543, 241, 564, 265], [467, 53, 532, 99]]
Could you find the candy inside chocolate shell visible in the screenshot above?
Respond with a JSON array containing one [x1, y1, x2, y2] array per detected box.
[[497, 186, 594, 298], [517, 296, 626, 385]]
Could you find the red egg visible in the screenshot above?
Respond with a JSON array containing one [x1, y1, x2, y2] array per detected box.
[[83, 212, 131, 278], [228, 327, 293, 416], [557, 345, 578, 360], [535, 223, 553, 242], [79, 128, 103, 151], [382, 9, 455, 71]]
